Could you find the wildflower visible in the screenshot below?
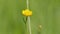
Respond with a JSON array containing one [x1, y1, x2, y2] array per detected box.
[[22, 9, 32, 16]]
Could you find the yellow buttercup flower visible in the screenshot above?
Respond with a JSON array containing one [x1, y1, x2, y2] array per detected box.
[[22, 9, 32, 16]]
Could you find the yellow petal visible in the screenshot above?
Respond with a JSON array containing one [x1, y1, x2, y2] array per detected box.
[[22, 9, 32, 16]]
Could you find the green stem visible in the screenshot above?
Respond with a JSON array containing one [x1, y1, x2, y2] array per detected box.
[[26, 0, 32, 34], [27, 16, 32, 34]]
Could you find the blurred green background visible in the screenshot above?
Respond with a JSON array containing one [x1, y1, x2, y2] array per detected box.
[[0, 0, 60, 34]]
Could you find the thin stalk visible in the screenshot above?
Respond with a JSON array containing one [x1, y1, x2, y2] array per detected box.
[[27, 16, 32, 34], [26, 0, 29, 9], [26, 0, 32, 34]]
